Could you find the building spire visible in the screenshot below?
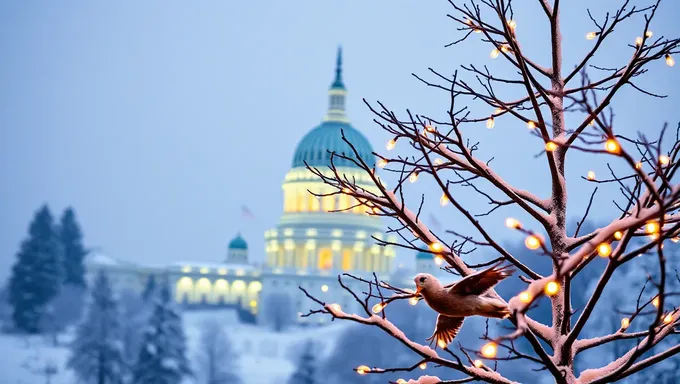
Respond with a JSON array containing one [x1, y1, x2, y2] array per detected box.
[[324, 45, 349, 123]]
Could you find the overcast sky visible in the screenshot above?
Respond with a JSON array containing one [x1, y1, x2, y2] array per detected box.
[[1, 1, 679, 281]]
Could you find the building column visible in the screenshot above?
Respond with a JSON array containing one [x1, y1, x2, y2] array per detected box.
[[331, 240, 341, 272]]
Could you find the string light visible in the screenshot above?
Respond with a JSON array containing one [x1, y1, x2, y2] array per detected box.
[[527, 120, 536, 129], [635, 162, 643, 170], [342, 188, 350, 194], [438, 339, 447, 349], [586, 32, 599, 40], [386, 138, 397, 150], [377, 158, 388, 168], [409, 172, 419, 183], [519, 290, 532, 303], [605, 139, 620, 154], [635, 37, 643, 46], [587, 171, 596, 180], [490, 48, 500, 59], [330, 303, 342, 312], [505, 217, 521, 229], [545, 142, 558, 152], [652, 296, 660, 308], [614, 231, 623, 240], [494, 108, 504, 115], [545, 281, 560, 296], [356, 365, 370, 375], [597, 242, 612, 257], [646, 221, 660, 235], [659, 155, 671, 165], [434, 255, 444, 266], [486, 117, 495, 129], [429, 242, 443, 252], [396, 380, 408, 384], [419, 362, 427, 370], [474, 360, 484, 368], [434, 158, 444, 166], [666, 54, 676, 67], [507, 19, 517, 30], [664, 313, 674, 324], [500, 44, 511, 53], [409, 297, 419, 305], [481, 342, 498, 358], [425, 124, 436, 132], [621, 317, 630, 329], [589, 119, 596, 126], [372, 302, 386, 314], [525, 235, 541, 250], [440, 194, 450, 206]]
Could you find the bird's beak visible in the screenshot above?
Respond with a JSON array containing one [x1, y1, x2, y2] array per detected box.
[[415, 286, 422, 294]]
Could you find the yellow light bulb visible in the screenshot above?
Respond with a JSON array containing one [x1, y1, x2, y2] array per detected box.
[[372, 302, 386, 314], [587, 171, 595, 180], [659, 155, 670, 165], [635, 162, 643, 170], [481, 342, 497, 358], [386, 138, 397, 150], [434, 255, 444, 266], [621, 317, 630, 329], [377, 158, 388, 168], [652, 296, 660, 308], [409, 297, 419, 305], [614, 231, 623, 240], [486, 117, 495, 129], [545, 281, 560, 296], [440, 194, 450, 206], [438, 339, 447, 349], [474, 359, 484, 368], [605, 139, 620, 154], [419, 362, 427, 370], [645, 30, 653, 38], [429, 242, 443, 252], [474, 28, 482, 34], [519, 290, 532, 303], [589, 119, 596, 126], [666, 54, 675, 67], [597, 242, 612, 257], [356, 365, 370, 375], [635, 37, 643, 46], [527, 120, 536, 129], [500, 44, 511, 53], [664, 314, 673, 324], [525, 235, 541, 250], [646, 222, 660, 234], [321, 284, 329, 292], [586, 32, 597, 40], [425, 124, 436, 132], [434, 158, 443, 166], [409, 172, 419, 183], [507, 19, 517, 30], [505, 217, 521, 229], [490, 49, 500, 59], [330, 303, 341, 312], [545, 142, 558, 152]]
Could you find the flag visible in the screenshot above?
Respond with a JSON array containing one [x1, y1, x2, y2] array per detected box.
[[241, 205, 255, 220]]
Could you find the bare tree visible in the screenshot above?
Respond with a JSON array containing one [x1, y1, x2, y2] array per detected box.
[[300, 1, 680, 383], [194, 319, 241, 384]]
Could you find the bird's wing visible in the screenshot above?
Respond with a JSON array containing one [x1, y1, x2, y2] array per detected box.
[[448, 263, 514, 296], [426, 315, 464, 348]]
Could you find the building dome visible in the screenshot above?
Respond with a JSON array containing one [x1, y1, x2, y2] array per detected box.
[[416, 251, 432, 260], [228, 234, 248, 250], [292, 121, 374, 168]]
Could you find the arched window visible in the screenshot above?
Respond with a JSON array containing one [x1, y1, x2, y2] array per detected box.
[[214, 279, 229, 304], [195, 278, 213, 304], [175, 277, 193, 303], [318, 248, 333, 270], [231, 280, 247, 306]]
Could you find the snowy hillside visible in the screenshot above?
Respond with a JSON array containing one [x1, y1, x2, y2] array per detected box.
[[1, 309, 349, 384]]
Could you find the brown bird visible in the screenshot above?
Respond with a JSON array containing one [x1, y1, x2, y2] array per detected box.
[[414, 263, 513, 348]]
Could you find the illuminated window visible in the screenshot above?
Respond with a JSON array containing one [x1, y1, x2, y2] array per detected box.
[[217, 268, 227, 275], [277, 249, 285, 267], [342, 249, 353, 271], [175, 277, 193, 303], [322, 195, 335, 212], [231, 280, 247, 304], [296, 245, 307, 269], [308, 193, 320, 212], [214, 279, 229, 303], [199, 267, 209, 274], [181, 266, 192, 273], [338, 194, 350, 211], [318, 248, 333, 270], [195, 278, 213, 304], [296, 191, 306, 212], [352, 198, 363, 214]]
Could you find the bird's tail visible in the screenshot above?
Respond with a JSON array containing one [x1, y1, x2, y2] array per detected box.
[[483, 299, 511, 319]]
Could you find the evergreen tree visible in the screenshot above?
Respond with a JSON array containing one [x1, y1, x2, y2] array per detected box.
[[67, 271, 125, 384], [141, 275, 157, 302], [8, 205, 63, 333], [288, 340, 318, 384], [133, 282, 192, 384], [58, 207, 87, 288], [195, 319, 241, 384]]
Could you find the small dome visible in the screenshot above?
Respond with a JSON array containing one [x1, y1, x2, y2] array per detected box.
[[416, 251, 432, 260], [228, 234, 248, 250], [292, 121, 374, 168]]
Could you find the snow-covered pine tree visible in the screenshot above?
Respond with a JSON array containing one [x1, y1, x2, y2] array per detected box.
[[119, 288, 149, 380], [288, 339, 318, 384], [133, 281, 192, 384], [141, 275, 157, 302], [67, 271, 125, 384], [195, 319, 241, 384], [58, 207, 87, 288], [8, 205, 63, 333]]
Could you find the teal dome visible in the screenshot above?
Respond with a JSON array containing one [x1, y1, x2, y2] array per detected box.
[[416, 251, 431, 260], [228, 234, 247, 250], [292, 121, 374, 168]]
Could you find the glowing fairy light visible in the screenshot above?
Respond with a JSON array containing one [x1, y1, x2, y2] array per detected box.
[[330, 303, 341, 312], [659, 155, 671, 166], [434, 158, 443, 166], [587, 171, 595, 180], [474, 360, 484, 368], [434, 255, 444, 266], [356, 365, 370, 375], [440, 194, 450, 206], [635, 37, 643, 46], [321, 284, 329, 292], [646, 221, 660, 235], [605, 139, 620, 154], [666, 54, 675, 67], [438, 339, 447, 349], [635, 162, 643, 170], [527, 120, 536, 129], [409, 172, 419, 183], [490, 48, 500, 59], [500, 44, 511, 53], [664, 313, 673, 324], [386, 138, 397, 150], [372, 302, 386, 314], [429, 242, 444, 252], [481, 342, 497, 358], [614, 231, 623, 240], [425, 124, 436, 132], [621, 317, 630, 329], [397, 380, 407, 384], [505, 217, 521, 229], [672, 237, 680, 243], [377, 158, 388, 168], [589, 119, 595, 126], [545, 142, 558, 152], [519, 291, 532, 303], [525, 235, 541, 250], [645, 30, 653, 38], [409, 296, 419, 305], [652, 296, 660, 308], [507, 19, 517, 30], [419, 362, 427, 370], [545, 281, 560, 296], [597, 242, 612, 258], [586, 32, 598, 40], [486, 117, 495, 129]]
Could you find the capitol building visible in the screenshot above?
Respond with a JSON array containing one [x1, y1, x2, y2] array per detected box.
[[86, 48, 435, 325]]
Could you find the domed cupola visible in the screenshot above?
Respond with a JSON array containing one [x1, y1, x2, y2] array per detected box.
[[226, 234, 248, 264], [291, 47, 375, 169]]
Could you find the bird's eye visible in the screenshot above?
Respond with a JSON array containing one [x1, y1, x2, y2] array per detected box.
[[419, 277, 426, 283]]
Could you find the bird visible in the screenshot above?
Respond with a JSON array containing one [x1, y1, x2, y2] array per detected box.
[[414, 263, 514, 348]]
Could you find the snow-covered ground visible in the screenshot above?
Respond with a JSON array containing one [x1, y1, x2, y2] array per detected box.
[[0, 309, 349, 384]]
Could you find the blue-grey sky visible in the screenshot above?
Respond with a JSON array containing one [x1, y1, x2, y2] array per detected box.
[[1, 1, 679, 281]]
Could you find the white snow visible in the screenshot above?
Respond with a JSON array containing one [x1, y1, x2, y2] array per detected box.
[[1, 309, 349, 384]]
